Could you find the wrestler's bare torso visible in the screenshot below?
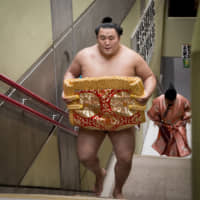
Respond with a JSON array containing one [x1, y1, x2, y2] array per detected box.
[[66, 44, 153, 81], [65, 42, 155, 102], [63, 27, 156, 106]]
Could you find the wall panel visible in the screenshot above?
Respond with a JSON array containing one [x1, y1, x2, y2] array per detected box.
[[0, 0, 53, 86], [54, 30, 74, 108], [161, 57, 191, 101], [51, 0, 73, 41], [72, 0, 95, 21], [21, 50, 56, 105], [0, 102, 52, 185]]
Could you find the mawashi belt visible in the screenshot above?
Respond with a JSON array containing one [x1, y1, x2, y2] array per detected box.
[[63, 76, 146, 131]]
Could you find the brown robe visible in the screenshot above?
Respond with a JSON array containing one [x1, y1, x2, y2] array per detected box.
[[147, 94, 191, 157]]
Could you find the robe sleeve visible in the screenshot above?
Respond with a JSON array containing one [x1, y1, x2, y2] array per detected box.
[[147, 98, 161, 122], [183, 98, 191, 121]]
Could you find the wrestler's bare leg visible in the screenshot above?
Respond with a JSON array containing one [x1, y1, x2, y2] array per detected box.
[[108, 127, 135, 199], [77, 129, 107, 195]]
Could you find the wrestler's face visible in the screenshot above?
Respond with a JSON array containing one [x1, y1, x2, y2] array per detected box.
[[97, 28, 120, 57]]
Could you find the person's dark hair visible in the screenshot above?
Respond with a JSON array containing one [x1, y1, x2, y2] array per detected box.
[[95, 16, 123, 37], [164, 83, 177, 101]]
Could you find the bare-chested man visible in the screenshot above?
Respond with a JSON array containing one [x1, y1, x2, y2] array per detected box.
[[62, 17, 156, 199]]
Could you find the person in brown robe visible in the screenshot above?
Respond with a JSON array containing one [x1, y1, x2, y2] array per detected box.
[[147, 85, 191, 157]]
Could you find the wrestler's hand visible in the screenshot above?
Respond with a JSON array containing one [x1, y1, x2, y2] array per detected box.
[[61, 91, 73, 104], [183, 115, 191, 124], [134, 93, 149, 105], [175, 120, 188, 127], [154, 121, 162, 127]]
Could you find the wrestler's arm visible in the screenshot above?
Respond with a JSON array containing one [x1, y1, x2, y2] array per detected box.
[[64, 53, 82, 79], [135, 54, 156, 103], [62, 53, 82, 102]]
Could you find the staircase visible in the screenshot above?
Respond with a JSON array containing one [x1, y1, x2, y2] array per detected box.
[[0, 193, 118, 200], [0, 155, 191, 200], [102, 155, 191, 200]]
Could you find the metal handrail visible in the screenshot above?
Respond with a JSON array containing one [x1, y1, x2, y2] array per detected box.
[[0, 74, 68, 117], [0, 74, 77, 136]]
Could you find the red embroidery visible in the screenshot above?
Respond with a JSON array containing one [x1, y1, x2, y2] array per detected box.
[[73, 89, 144, 131]]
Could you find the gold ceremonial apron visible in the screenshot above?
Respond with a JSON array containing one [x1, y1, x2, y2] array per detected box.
[[63, 76, 146, 131]]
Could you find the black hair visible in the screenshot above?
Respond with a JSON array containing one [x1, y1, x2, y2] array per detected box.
[[95, 16, 123, 37], [164, 83, 177, 101]]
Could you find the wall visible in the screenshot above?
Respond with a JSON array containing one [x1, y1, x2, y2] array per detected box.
[[191, 4, 200, 200], [161, 1, 196, 101], [0, 0, 52, 93], [72, 0, 95, 21], [162, 18, 196, 57], [0, 0, 64, 190], [21, 131, 60, 188], [161, 58, 191, 101], [121, 0, 141, 48]]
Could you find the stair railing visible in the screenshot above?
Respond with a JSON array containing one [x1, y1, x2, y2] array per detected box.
[[0, 73, 77, 136]]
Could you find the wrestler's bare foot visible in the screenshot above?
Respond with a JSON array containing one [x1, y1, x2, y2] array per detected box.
[[94, 168, 106, 196], [113, 189, 124, 199]]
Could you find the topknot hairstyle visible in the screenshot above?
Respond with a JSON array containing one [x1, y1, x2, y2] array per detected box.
[[95, 16, 123, 37], [102, 16, 112, 23], [164, 83, 177, 101]]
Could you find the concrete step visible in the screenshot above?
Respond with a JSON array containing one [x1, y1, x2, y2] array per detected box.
[[0, 155, 191, 200], [0, 193, 124, 200], [123, 155, 191, 200], [102, 155, 191, 200]]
